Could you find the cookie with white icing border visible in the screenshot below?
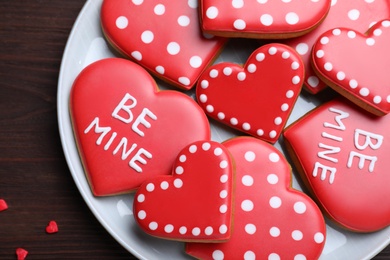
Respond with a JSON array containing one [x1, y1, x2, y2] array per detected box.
[[284, 99, 390, 232], [285, 0, 390, 94], [200, 0, 331, 39], [70, 58, 210, 196], [101, 0, 226, 90], [196, 43, 304, 144], [186, 137, 326, 259], [133, 140, 234, 242], [312, 20, 390, 116]]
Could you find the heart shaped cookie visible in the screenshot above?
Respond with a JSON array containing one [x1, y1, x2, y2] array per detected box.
[[284, 99, 390, 232], [186, 137, 326, 259], [200, 0, 331, 39], [285, 0, 390, 94], [133, 141, 234, 242], [312, 20, 390, 116], [196, 43, 303, 144], [70, 58, 210, 196], [101, 0, 226, 90]]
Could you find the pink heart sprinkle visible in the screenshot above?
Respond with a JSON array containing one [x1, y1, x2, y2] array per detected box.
[[16, 248, 28, 260], [0, 199, 8, 212], [45, 220, 58, 234]]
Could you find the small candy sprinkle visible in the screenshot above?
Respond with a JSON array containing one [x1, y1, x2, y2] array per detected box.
[[45, 220, 59, 234], [0, 199, 8, 212], [16, 248, 28, 260]]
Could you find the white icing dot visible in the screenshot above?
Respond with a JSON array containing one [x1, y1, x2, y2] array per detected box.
[[230, 118, 238, 125], [220, 174, 229, 183], [349, 79, 358, 89], [132, 0, 143, 4], [294, 254, 307, 260], [164, 224, 174, 233], [296, 43, 309, 55], [232, 0, 244, 8], [116, 16, 128, 29], [242, 175, 254, 186], [155, 65, 165, 74], [257, 129, 264, 136], [337, 71, 345, 81], [382, 20, 390, 27], [138, 210, 146, 219], [199, 94, 207, 103], [366, 38, 375, 46], [218, 112, 225, 120], [245, 224, 256, 235], [270, 226, 280, 237], [205, 226, 213, 235], [192, 227, 201, 236], [179, 155, 186, 162], [241, 200, 254, 211], [149, 222, 158, 230], [201, 80, 209, 89], [291, 61, 300, 70], [141, 30, 154, 44], [189, 145, 197, 153], [179, 77, 190, 86], [190, 56, 202, 68], [188, 0, 198, 8], [256, 53, 265, 62], [220, 190, 228, 199], [160, 181, 169, 190], [314, 232, 325, 243], [348, 9, 360, 21], [269, 253, 281, 260], [292, 76, 301, 85], [154, 4, 165, 15], [316, 50, 324, 58], [269, 153, 280, 162], [167, 42, 180, 55], [219, 204, 228, 213], [202, 142, 211, 151], [237, 72, 246, 81], [269, 196, 282, 208], [274, 117, 282, 125], [248, 64, 257, 73], [212, 250, 224, 260], [244, 251, 256, 260], [178, 15, 190, 27], [348, 31, 356, 39], [294, 201, 307, 214], [374, 29, 382, 36], [261, 14, 273, 26], [374, 96, 382, 104], [245, 151, 256, 162], [292, 230, 303, 241], [308, 76, 320, 87], [223, 67, 233, 76], [214, 147, 223, 156], [175, 166, 184, 175], [286, 12, 299, 25], [210, 69, 219, 78], [282, 51, 291, 59], [234, 19, 246, 30], [387, 96, 390, 103], [324, 62, 333, 71], [146, 183, 155, 192], [137, 194, 145, 203], [179, 226, 187, 234], [242, 123, 251, 130], [220, 160, 228, 169], [332, 28, 341, 35], [174, 178, 183, 188], [320, 37, 329, 45], [267, 174, 279, 184], [269, 47, 277, 55], [131, 51, 142, 61], [206, 6, 218, 19], [360, 88, 370, 96], [269, 131, 277, 139], [219, 225, 228, 234], [281, 103, 289, 111], [286, 90, 294, 98]]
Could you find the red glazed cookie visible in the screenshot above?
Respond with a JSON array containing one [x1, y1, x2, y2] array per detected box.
[[101, 0, 226, 90], [200, 0, 331, 39], [196, 43, 304, 144], [285, 0, 390, 94], [70, 58, 210, 196], [133, 140, 234, 242], [284, 99, 390, 232], [312, 20, 390, 116], [186, 137, 326, 259]]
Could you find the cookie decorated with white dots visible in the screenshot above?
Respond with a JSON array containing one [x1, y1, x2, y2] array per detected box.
[[101, 0, 226, 90], [312, 20, 390, 116], [283, 99, 390, 232], [70, 58, 210, 196], [285, 0, 390, 94], [133, 141, 234, 242], [200, 0, 331, 39], [186, 137, 326, 259], [196, 43, 304, 144]]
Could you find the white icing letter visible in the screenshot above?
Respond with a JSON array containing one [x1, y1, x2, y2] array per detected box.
[[112, 93, 137, 124], [322, 132, 343, 142], [113, 137, 138, 160], [84, 117, 112, 145], [132, 108, 157, 137], [317, 143, 341, 163], [354, 129, 383, 151], [313, 162, 337, 184], [347, 151, 377, 172], [323, 107, 349, 130], [130, 148, 152, 173], [104, 132, 117, 150]]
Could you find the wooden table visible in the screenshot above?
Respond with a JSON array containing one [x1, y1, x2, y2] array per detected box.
[[0, 0, 389, 259]]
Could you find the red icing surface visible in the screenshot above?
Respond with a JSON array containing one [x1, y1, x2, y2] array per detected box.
[[312, 20, 390, 116], [200, 0, 330, 38], [283, 99, 390, 232], [285, 0, 390, 94], [101, 0, 226, 90], [133, 141, 234, 242], [186, 137, 325, 259], [196, 43, 303, 144], [70, 58, 210, 196]]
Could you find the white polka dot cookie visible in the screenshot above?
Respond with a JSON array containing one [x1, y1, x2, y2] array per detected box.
[[312, 20, 390, 116], [186, 137, 326, 259], [196, 43, 304, 144], [200, 0, 331, 39], [70, 58, 210, 196], [133, 141, 234, 242], [285, 0, 390, 94], [283, 99, 390, 232], [101, 0, 226, 90]]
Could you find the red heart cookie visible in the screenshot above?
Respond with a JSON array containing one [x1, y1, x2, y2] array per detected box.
[[186, 137, 326, 259], [45, 220, 59, 234], [284, 99, 390, 232], [101, 0, 226, 90], [70, 58, 210, 196], [312, 20, 390, 116], [196, 43, 304, 144], [200, 0, 331, 39], [285, 0, 390, 94], [133, 141, 234, 242]]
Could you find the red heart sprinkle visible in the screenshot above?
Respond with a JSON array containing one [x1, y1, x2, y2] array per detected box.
[[0, 199, 8, 212], [45, 220, 58, 234], [16, 248, 28, 260]]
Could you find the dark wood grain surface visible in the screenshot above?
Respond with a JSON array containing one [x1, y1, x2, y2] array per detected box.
[[0, 0, 389, 259]]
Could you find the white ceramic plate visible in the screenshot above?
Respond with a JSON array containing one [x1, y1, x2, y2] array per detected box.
[[57, 1, 390, 259]]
